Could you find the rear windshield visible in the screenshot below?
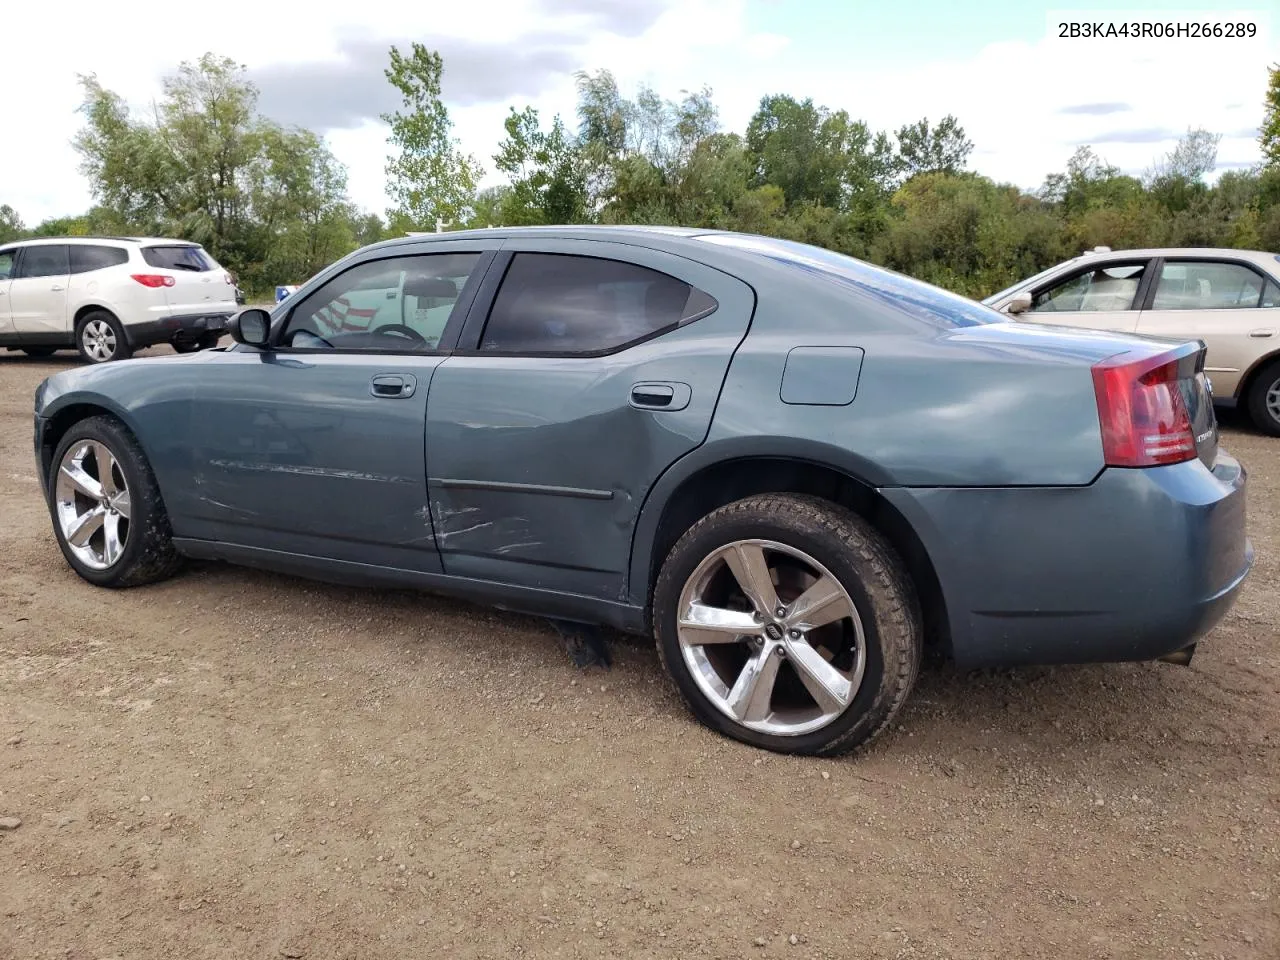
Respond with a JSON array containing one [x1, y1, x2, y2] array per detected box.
[[699, 233, 998, 328], [142, 245, 215, 272]]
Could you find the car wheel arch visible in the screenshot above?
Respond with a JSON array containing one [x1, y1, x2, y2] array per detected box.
[[1235, 348, 1280, 402], [629, 445, 953, 657], [39, 399, 147, 492]]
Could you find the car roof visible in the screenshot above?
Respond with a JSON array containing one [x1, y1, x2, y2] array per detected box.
[[0, 235, 201, 249], [1074, 247, 1280, 266]]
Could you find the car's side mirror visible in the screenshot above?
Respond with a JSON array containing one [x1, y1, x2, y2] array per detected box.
[[230, 308, 272, 347], [1004, 291, 1033, 315]]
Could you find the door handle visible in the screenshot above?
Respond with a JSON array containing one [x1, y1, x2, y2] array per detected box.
[[1249, 328, 1276, 338], [50, 284, 65, 292], [629, 381, 692, 412], [370, 373, 417, 398]]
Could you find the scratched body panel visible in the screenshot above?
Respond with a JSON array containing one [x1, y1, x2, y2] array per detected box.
[[183, 350, 447, 571]]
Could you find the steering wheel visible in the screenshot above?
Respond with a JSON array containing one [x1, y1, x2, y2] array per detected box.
[[370, 323, 428, 345]]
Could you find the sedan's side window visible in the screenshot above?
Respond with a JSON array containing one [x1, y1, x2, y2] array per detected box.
[[0, 251, 14, 280], [478, 253, 717, 355], [281, 253, 482, 352], [15, 244, 70, 279], [1029, 262, 1147, 313], [1263, 279, 1280, 309], [1152, 261, 1265, 310]]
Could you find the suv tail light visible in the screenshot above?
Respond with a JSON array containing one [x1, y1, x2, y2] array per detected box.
[[223, 271, 235, 285], [1091, 350, 1196, 467], [131, 273, 175, 288]]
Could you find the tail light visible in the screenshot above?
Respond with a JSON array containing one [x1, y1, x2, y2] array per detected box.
[[224, 272, 235, 285], [131, 273, 175, 288], [1091, 350, 1196, 467]]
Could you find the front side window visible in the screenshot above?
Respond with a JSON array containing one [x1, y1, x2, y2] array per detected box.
[[479, 253, 716, 354], [0, 250, 14, 280], [16, 245, 70, 279], [1029, 262, 1147, 313], [1152, 261, 1265, 310], [1262, 278, 1280, 309], [281, 253, 481, 352], [70, 245, 129, 274]]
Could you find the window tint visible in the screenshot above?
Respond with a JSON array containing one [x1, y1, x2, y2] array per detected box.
[[1262, 278, 1280, 309], [141, 245, 214, 272], [69, 245, 129, 274], [282, 253, 481, 352], [1029, 262, 1146, 313], [16, 244, 70, 279], [0, 250, 14, 281], [480, 253, 715, 354], [1153, 261, 1264, 310]]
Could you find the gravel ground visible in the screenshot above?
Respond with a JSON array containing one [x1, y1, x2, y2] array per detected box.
[[1, 346, 1277, 960]]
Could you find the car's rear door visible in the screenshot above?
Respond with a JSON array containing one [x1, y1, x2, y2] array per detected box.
[[1017, 257, 1152, 333], [179, 242, 499, 571], [1135, 256, 1278, 401], [9, 244, 71, 339], [424, 238, 755, 601]]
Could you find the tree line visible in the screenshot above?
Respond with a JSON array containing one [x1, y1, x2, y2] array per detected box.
[[2, 47, 1279, 300]]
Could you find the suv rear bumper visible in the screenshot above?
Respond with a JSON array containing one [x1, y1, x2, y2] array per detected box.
[[882, 453, 1253, 668], [127, 312, 233, 348]]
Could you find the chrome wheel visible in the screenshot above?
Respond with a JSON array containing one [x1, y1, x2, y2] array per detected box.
[[81, 319, 117, 362], [54, 440, 131, 571], [1267, 376, 1280, 424], [676, 539, 867, 737]]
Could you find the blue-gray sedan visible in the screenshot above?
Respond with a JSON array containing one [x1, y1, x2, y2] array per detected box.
[[31, 226, 1254, 756]]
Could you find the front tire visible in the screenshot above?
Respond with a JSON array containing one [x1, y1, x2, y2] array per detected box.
[[48, 415, 183, 588], [653, 493, 922, 757], [1245, 360, 1280, 437], [76, 310, 132, 364]]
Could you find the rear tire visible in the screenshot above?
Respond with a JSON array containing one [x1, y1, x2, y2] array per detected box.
[[1245, 360, 1280, 437], [48, 415, 183, 588], [76, 310, 132, 364], [653, 493, 922, 757]]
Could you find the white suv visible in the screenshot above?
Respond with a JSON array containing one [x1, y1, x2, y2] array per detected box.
[[0, 236, 240, 363]]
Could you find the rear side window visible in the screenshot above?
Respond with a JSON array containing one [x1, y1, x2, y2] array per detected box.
[[16, 245, 70, 279], [69, 245, 129, 274], [142, 245, 214, 272], [1152, 261, 1264, 310], [479, 253, 717, 354]]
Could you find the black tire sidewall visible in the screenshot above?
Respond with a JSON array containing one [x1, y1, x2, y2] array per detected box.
[[48, 417, 161, 587], [1247, 362, 1280, 436], [654, 497, 917, 755], [76, 311, 132, 364]]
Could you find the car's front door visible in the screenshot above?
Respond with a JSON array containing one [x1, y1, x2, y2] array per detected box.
[[1135, 257, 1279, 401], [178, 244, 498, 572], [424, 240, 755, 601], [0, 249, 16, 346], [1018, 257, 1152, 333], [9, 244, 71, 339]]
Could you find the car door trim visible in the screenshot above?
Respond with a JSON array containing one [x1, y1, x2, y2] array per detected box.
[[434, 477, 615, 500]]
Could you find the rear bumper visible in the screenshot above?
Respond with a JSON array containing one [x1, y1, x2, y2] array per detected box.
[[882, 453, 1253, 668], [126, 312, 233, 348]]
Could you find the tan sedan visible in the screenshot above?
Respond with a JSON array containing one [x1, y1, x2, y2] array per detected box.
[[983, 247, 1280, 435]]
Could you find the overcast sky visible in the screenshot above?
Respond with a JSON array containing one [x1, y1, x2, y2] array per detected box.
[[2, 0, 1275, 225]]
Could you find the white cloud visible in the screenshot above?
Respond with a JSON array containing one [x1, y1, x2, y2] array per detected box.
[[1, 0, 1275, 226]]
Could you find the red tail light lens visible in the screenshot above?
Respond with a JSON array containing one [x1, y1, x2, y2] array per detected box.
[[131, 273, 175, 288], [223, 272, 235, 285], [1091, 351, 1196, 467]]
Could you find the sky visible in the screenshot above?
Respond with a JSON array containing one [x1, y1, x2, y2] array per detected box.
[[2, 0, 1276, 225]]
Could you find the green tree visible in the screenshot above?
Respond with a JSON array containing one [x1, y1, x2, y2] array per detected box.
[[382, 43, 481, 229], [493, 106, 588, 225], [1261, 62, 1280, 167], [893, 115, 973, 181], [0, 204, 24, 243]]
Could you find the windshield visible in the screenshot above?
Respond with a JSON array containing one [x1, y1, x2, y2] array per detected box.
[[699, 233, 999, 328]]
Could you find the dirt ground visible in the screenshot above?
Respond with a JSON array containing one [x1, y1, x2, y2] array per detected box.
[[1, 346, 1276, 960]]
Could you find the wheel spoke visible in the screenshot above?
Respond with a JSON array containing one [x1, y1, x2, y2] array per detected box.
[[725, 542, 780, 615], [786, 638, 853, 715], [93, 443, 119, 498], [67, 506, 106, 548], [112, 489, 132, 520], [60, 460, 103, 500], [102, 513, 125, 566], [678, 602, 762, 646], [786, 575, 854, 630], [725, 648, 782, 723]]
